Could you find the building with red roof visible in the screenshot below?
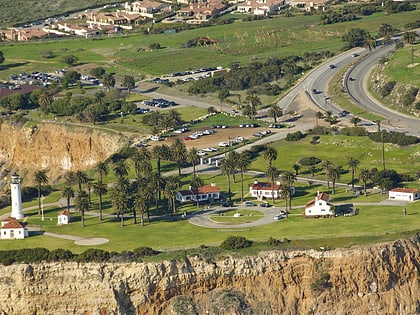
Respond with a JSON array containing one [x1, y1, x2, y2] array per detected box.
[[1, 217, 28, 239], [304, 191, 334, 218], [176, 182, 220, 203], [389, 188, 420, 202]]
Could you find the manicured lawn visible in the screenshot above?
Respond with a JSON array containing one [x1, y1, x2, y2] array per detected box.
[[210, 209, 263, 224], [383, 44, 420, 86]]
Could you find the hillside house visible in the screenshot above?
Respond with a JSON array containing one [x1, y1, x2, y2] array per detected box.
[[176, 0, 228, 23], [304, 191, 334, 218], [58, 210, 71, 225], [289, 0, 330, 11], [1, 217, 28, 240], [249, 181, 295, 200], [176, 183, 220, 203], [388, 188, 420, 202], [124, 0, 169, 18], [237, 0, 284, 15]]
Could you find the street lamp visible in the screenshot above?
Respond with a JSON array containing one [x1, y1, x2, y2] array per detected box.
[[41, 194, 45, 221]]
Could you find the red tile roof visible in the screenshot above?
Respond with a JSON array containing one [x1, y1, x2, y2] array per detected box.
[[390, 188, 420, 193], [59, 210, 70, 216], [250, 182, 282, 191], [178, 184, 219, 196], [317, 192, 329, 201], [2, 220, 24, 229]]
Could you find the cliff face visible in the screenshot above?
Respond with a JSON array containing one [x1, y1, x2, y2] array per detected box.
[[0, 123, 125, 183], [1, 237, 420, 315]]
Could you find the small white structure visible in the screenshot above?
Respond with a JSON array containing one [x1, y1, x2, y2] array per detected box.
[[57, 210, 71, 225], [249, 181, 295, 200], [176, 182, 220, 203], [304, 191, 334, 218], [10, 173, 24, 219], [388, 188, 420, 202], [1, 217, 28, 239]]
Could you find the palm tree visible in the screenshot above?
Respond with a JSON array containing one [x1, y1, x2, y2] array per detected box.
[[280, 171, 295, 218], [266, 166, 280, 204], [112, 177, 130, 226], [74, 170, 89, 192], [190, 176, 204, 207], [245, 94, 262, 119], [186, 147, 200, 177], [322, 160, 333, 189], [122, 75, 135, 94], [166, 109, 183, 130], [292, 164, 300, 176], [227, 151, 240, 183], [113, 159, 129, 179], [75, 190, 89, 228], [263, 147, 277, 168], [95, 161, 109, 184], [33, 170, 49, 215], [359, 168, 370, 196], [268, 105, 283, 123], [170, 139, 187, 176], [363, 34, 376, 52], [315, 111, 324, 127], [348, 158, 360, 192], [164, 176, 181, 214], [237, 152, 251, 201], [350, 117, 361, 127], [93, 181, 107, 221], [152, 144, 170, 176], [62, 186, 74, 212], [403, 31, 416, 45], [220, 158, 235, 201], [327, 165, 342, 194], [102, 73, 115, 91]]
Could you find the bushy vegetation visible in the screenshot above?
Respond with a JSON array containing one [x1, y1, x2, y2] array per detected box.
[[368, 131, 419, 146], [286, 131, 305, 141], [220, 236, 251, 250], [299, 156, 322, 166], [339, 127, 369, 136], [380, 81, 396, 98]]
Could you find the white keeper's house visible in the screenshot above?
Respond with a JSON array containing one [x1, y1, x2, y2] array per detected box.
[[388, 188, 420, 202], [304, 191, 334, 218], [1, 217, 28, 239]]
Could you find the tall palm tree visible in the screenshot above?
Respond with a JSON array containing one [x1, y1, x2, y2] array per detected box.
[[292, 164, 300, 176], [220, 158, 235, 201], [62, 186, 74, 212], [112, 177, 130, 226], [280, 171, 295, 219], [327, 165, 342, 194], [359, 168, 371, 196], [403, 31, 416, 45], [263, 147, 277, 168], [348, 158, 360, 192], [315, 111, 324, 127], [150, 171, 165, 210], [102, 73, 115, 91], [245, 94, 262, 119], [74, 170, 89, 192], [152, 144, 170, 176], [268, 105, 283, 123], [190, 176, 204, 207], [227, 151, 240, 183], [322, 160, 333, 189], [135, 177, 155, 225], [33, 170, 49, 215], [237, 152, 251, 201], [113, 159, 129, 179], [122, 75, 135, 94], [363, 34, 376, 52], [93, 181, 107, 221], [164, 176, 181, 214], [266, 166, 280, 204], [75, 190, 89, 228], [170, 139, 187, 176], [186, 147, 200, 177], [95, 161, 109, 184]]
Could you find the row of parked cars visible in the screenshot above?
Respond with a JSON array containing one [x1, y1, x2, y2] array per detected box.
[[142, 98, 177, 108], [10, 71, 61, 85]]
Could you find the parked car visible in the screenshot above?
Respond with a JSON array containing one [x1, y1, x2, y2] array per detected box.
[[220, 200, 234, 207], [260, 202, 272, 208], [274, 210, 287, 220], [244, 201, 257, 207]]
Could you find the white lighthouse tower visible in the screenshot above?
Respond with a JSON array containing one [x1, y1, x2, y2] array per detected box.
[[10, 173, 24, 219]]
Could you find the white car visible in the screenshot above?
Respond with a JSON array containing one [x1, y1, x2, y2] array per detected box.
[[202, 147, 213, 152], [197, 151, 207, 156], [150, 135, 161, 141], [218, 142, 228, 147]]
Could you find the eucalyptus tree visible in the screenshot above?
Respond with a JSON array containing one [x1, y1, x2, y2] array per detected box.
[[280, 171, 296, 216], [266, 166, 280, 204], [75, 190, 89, 228], [170, 138, 187, 176], [220, 158, 235, 201], [93, 181, 108, 221], [164, 175, 181, 214], [186, 147, 200, 177], [33, 170, 49, 215], [237, 152, 251, 201], [348, 157, 360, 192], [263, 146, 277, 168], [62, 186, 74, 212], [359, 168, 371, 196]]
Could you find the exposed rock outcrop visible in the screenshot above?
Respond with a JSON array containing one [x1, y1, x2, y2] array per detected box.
[[1, 236, 420, 314], [0, 122, 125, 185]]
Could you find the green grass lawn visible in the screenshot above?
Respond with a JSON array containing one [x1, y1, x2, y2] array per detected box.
[[209, 209, 263, 224]]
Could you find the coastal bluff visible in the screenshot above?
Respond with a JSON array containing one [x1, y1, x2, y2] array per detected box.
[[0, 236, 419, 314]]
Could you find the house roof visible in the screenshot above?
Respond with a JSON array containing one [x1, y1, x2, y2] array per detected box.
[[316, 192, 329, 201], [59, 210, 70, 216], [178, 184, 220, 196], [250, 182, 282, 191], [0, 84, 44, 99], [389, 188, 420, 194], [2, 219, 24, 229]]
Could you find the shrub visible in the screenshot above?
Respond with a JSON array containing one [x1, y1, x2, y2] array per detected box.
[[380, 81, 396, 98], [340, 126, 368, 136], [48, 249, 74, 262], [133, 247, 159, 258], [77, 249, 110, 262], [286, 131, 305, 141], [401, 87, 418, 106], [299, 156, 321, 166], [268, 237, 283, 246], [220, 236, 251, 250]]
